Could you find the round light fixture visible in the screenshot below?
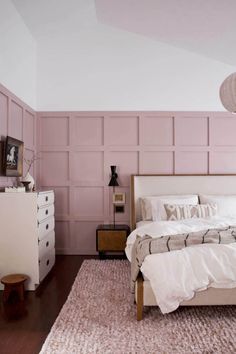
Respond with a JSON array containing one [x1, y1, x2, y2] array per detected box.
[[219, 72, 236, 113]]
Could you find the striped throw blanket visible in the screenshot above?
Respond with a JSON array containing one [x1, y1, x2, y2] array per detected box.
[[131, 226, 236, 292]]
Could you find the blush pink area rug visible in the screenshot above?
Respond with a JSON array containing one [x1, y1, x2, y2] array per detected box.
[[40, 260, 236, 354]]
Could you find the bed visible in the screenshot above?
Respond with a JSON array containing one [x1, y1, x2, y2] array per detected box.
[[126, 174, 236, 320]]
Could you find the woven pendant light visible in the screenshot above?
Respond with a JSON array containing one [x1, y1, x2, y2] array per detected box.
[[219, 72, 236, 113]]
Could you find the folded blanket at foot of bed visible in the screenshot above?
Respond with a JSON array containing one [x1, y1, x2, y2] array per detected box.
[[131, 226, 236, 292]]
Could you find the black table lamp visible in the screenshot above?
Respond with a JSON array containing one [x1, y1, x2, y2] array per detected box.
[[108, 166, 119, 226]]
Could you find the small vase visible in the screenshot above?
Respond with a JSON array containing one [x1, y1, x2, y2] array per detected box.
[[22, 172, 35, 192]]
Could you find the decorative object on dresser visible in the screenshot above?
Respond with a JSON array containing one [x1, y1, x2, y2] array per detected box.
[[108, 165, 119, 226], [0, 190, 55, 290], [22, 152, 39, 192], [4, 136, 24, 177], [4, 186, 25, 193], [96, 224, 130, 258], [20, 181, 31, 192], [220, 72, 236, 113]]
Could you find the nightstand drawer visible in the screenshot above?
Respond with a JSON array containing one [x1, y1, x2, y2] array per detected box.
[[97, 230, 127, 251]]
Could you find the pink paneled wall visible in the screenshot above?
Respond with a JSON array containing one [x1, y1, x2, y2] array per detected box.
[[2, 82, 236, 256], [37, 111, 235, 255], [0, 84, 36, 187]]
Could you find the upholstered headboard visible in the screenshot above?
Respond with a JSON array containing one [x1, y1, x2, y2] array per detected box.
[[130, 174, 236, 230]]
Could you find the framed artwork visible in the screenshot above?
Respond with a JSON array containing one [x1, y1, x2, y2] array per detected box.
[[5, 136, 24, 177], [113, 192, 126, 204]]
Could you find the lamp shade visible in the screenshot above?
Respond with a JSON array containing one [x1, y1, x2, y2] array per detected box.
[[108, 165, 119, 186], [219, 72, 236, 113]]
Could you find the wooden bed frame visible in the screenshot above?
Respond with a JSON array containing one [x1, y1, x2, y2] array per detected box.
[[130, 174, 236, 320]]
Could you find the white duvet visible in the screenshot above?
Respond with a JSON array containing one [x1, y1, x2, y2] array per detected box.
[[125, 216, 236, 313]]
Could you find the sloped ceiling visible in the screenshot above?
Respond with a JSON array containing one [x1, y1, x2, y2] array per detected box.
[[12, 0, 236, 66]]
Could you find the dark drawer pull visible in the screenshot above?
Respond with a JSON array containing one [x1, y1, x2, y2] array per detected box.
[[45, 209, 48, 215], [46, 259, 50, 266], [46, 224, 49, 230], [45, 196, 48, 202], [46, 241, 49, 247]]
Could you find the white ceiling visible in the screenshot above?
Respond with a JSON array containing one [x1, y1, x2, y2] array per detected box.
[[12, 0, 236, 66]]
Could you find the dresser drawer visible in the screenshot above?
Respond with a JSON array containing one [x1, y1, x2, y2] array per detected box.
[[37, 191, 54, 208], [37, 204, 54, 223], [39, 248, 55, 282], [39, 230, 55, 259], [38, 216, 55, 241]]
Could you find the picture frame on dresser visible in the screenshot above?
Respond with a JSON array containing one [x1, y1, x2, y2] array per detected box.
[[4, 136, 24, 177]]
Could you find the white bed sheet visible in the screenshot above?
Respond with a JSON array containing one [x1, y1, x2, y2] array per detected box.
[[136, 220, 153, 228], [126, 216, 236, 313]]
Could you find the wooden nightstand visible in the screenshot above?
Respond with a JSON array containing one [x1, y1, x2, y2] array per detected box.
[[96, 224, 130, 258]]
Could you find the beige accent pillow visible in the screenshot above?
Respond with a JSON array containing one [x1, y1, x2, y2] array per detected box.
[[164, 203, 217, 221]]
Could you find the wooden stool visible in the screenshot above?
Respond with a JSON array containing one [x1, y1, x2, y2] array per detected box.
[[1, 274, 28, 303]]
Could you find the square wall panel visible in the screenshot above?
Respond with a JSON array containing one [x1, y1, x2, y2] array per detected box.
[[73, 152, 103, 182], [24, 111, 34, 148], [0, 92, 8, 136], [41, 152, 69, 185], [55, 221, 70, 250], [175, 152, 208, 174], [10, 101, 23, 140], [140, 152, 174, 174], [54, 187, 69, 215], [142, 117, 173, 146], [107, 116, 138, 145], [40, 117, 69, 146], [74, 187, 104, 217], [108, 151, 138, 186], [210, 152, 236, 174], [211, 118, 236, 146], [175, 117, 208, 146], [74, 116, 103, 146], [72, 221, 99, 253]]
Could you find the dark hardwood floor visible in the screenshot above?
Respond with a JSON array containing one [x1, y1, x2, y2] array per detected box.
[[0, 255, 96, 354]]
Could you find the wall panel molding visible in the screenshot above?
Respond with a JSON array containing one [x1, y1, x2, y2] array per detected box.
[[0, 83, 36, 188], [37, 110, 235, 255]]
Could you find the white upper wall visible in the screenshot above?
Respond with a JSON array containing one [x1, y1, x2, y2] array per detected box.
[[0, 0, 36, 109], [37, 23, 236, 111], [3, 0, 236, 111]]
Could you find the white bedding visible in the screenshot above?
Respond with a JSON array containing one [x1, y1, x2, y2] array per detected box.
[[125, 216, 236, 313], [136, 220, 153, 228]]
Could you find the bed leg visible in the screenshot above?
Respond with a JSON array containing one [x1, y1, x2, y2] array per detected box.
[[137, 274, 143, 321]]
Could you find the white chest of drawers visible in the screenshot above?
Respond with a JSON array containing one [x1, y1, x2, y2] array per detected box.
[[0, 190, 55, 290]]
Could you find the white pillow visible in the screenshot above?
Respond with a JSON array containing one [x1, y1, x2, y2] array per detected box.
[[140, 197, 154, 220], [199, 195, 236, 217], [140, 195, 199, 221]]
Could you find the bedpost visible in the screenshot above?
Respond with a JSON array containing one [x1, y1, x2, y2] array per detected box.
[[130, 175, 136, 231], [137, 273, 144, 321]]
